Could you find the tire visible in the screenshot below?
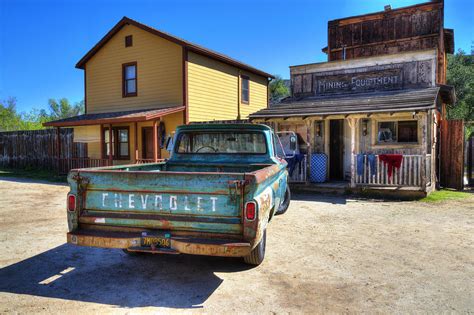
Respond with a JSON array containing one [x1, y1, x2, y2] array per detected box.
[[243, 230, 266, 265], [275, 185, 291, 215]]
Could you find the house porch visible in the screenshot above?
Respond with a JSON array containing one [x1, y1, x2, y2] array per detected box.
[[44, 106, 185, 173]]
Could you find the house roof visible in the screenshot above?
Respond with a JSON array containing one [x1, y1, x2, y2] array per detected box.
[[43, 106, 184, 127], [75, 17, 274, 79], [249, 87, 443, 119]]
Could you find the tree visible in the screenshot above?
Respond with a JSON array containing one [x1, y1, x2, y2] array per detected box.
[[47, 98, 84, 120], [0, 97, 84, 131], [446, 49, 474, 137], [0, 97, 24, 131], [269, 75, 290, 103]]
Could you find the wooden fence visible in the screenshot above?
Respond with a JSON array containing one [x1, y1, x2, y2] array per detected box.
[[0, 129, 87, 171]]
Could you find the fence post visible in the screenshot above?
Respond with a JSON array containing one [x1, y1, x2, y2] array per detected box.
[[56, 127, 61, 174]]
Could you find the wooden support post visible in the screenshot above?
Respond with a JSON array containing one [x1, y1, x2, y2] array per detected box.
[[347, 117, 360, 188], [108, 124, 113, 165], [56, 127, 61, 173], [153, 119, 158, 162], [134, 122, 138, 163], [100, 124, 104, 159]]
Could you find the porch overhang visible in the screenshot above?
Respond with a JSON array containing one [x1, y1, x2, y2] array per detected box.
[[43, 106, 185, 127], [249, 87, 445, 119]]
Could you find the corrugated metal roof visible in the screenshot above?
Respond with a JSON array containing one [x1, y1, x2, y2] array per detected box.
[[250, 87, 440, 119], [43, 106, 184, 127]]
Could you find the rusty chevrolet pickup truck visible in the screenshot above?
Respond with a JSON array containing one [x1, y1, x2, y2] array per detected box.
[[66, 123, 290, 265]]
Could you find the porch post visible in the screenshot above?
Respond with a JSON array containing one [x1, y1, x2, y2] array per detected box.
[[108, 124, 113, 165], [134, 122, 138, 163], [100, 124, 104, 160], [153, 119, 158, 162], [56, 127, 61, 173], [347, 117, 360, 188]]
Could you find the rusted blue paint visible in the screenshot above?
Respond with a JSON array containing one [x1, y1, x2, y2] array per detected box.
[[66, 123, 289, 259]]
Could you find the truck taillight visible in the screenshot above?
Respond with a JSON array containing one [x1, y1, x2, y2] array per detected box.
[[245, 201, 256, 221], [67, 194, 76, 212]]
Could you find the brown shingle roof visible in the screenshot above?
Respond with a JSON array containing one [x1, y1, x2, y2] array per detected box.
[[76, 17, 274, 79], [43, 106, 184, 127]]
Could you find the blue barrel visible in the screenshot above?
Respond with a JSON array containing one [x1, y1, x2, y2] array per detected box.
[[310, 153, 328, 183]]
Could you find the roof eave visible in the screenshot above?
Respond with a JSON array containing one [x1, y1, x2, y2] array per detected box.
[[43, 106, 185, 128]]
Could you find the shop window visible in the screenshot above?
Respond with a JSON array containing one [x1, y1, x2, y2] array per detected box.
[[377, 120, 418, 143]]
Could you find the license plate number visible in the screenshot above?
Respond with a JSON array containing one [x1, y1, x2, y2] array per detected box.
[[141, 236, 170, 248]]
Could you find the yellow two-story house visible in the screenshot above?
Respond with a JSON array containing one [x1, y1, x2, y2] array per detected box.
[[45, 17, 273, 165]]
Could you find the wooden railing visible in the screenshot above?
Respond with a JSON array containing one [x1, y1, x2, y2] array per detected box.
[[135, 158, 156, 164], [354, 154, 431, 187], [288, 155, 307, 183], [58, 158, 111, 174]]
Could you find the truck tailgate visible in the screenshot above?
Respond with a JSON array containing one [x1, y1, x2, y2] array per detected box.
[[75, 170, 246, 235]]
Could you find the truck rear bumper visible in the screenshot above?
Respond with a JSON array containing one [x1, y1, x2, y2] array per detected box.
[[67, 230, 252, 257]]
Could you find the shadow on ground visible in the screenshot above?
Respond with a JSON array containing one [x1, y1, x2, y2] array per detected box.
[[0, 244, 249, 308]]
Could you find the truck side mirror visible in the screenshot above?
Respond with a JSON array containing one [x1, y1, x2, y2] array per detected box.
[[289, 135, 297, 151], [166, 136, 174, 152]]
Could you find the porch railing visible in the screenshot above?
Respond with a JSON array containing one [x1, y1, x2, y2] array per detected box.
[[354, 154, 431, 187], [288, 154, 307, 183], [135, 158, 158, 164], [58, 158, 111, 174]]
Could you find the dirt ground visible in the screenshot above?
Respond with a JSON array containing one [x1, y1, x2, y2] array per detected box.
[[0, 178, 473, 314]]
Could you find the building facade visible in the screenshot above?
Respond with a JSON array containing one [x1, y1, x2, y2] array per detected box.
[[45, 17, 273, 165], [250, 0, 456, 196]]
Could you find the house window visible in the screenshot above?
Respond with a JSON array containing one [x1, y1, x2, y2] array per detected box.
[[241, 75, 249, 104], [125, 35, 133, 47], [377, 120, 418, 143], [122, 62, 137, 97], [103, 127, 130, 159]]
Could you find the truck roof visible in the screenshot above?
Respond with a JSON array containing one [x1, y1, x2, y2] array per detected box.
[[176, 123, 271, 131]]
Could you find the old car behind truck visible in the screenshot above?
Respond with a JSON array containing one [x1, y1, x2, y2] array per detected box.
[[66, 123, 290, 265]]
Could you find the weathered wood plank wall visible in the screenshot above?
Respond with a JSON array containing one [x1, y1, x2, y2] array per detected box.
[[440, 119, 464, 190], [327, 1, 444, 61], [0, 129, 87, 170]]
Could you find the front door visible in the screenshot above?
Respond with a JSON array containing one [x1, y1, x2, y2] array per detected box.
[[142, 127, 155, 159], [329, 120, 344, 180]]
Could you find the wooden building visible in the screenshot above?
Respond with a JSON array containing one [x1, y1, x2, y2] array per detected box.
[[250, 0, 458, 195], [45, 17, 273, 167]]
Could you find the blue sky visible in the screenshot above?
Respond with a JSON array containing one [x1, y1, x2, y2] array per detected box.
[[1, 0, 473, 112]]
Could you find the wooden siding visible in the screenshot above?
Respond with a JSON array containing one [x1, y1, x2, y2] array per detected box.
[[327, 1, 443, 61], [86, 24, 183, 114], [187, 52, 267, 122], [240, 72, 268, 118]]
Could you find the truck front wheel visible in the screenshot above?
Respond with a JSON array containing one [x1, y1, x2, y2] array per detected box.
[[243, 230, 266, 265], [276, 186, 291, 215]]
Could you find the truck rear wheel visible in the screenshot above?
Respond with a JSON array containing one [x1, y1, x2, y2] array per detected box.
[[243, 230, 266, 265], [276, 186, 291, 215], [122, 249, 143, 256]]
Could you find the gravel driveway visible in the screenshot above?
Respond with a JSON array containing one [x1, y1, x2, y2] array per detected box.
[[0, 178, 473, 314]]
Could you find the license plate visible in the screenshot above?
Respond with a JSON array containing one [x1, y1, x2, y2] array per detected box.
[[141, 236, 170, 248]]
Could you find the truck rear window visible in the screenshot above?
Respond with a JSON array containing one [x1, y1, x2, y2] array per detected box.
[[176, 131, 267, 154]]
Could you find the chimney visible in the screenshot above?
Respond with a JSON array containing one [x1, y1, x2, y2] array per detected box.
[[384, 5, 391, 11]]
